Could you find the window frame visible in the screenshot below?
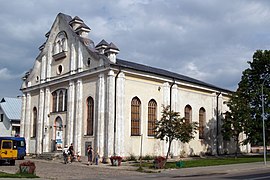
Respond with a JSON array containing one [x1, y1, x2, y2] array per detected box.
[[131, 97, 141, 136], [148, 99, 157, 137], [184, 105, 192, 123], [86, 96, 94, 136], [32, 107, 37, 138], [199, 107, 206, 139]]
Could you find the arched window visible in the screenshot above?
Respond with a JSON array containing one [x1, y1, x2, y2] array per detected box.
[[184, 105, 192, 123], [53, 31, 68, 54], [32, 107, 37, 137], [51, 89, 68, 113], [87, 97, 94, 136], [148, 99, 157, 136], [199, 108, 206, 139], [52, 92, 57, 112], [131, 97, 141, 136], [59, 91, 63, 112]]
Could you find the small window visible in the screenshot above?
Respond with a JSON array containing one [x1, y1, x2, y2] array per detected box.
[[0, 114, 3, 122], [57, 65, 63, 74], [87, 58, 91, 66], [36, 76, 39, 82]]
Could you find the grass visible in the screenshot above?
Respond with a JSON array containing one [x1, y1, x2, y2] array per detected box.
[[0, 171, 39, 178], [132, 155, 265, 169], [165, 156, 264, 169]]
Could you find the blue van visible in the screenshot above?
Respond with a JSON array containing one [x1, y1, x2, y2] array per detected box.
[[0, 137, 26, 160]]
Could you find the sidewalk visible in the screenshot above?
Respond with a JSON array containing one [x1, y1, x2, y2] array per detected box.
[[161, 162, 270, 177]]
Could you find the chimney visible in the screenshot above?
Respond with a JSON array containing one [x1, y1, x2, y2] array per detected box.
[[69, 16, 83, 31], [104, 42, 119, 63], [75, 23, 91, 38], [95, 39, 109, 54]]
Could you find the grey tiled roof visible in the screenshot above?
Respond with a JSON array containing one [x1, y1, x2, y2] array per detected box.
[[96, 39, 109, 47], [115, 59, 232, 93], [0, 97, 21, 121]]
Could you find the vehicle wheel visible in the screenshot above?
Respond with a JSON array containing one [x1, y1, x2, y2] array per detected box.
[[10, 160, 15, 166]]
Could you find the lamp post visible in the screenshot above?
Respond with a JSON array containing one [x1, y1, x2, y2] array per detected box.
[[262, 74, 269, 166]]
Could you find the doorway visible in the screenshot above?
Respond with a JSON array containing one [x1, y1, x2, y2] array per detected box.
[[54, 117, 63, 151]]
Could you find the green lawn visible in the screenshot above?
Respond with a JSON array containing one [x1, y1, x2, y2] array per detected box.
[[0, 171, 39, 178], [134, 155, 265, 169], [165, 156, 264, 169]]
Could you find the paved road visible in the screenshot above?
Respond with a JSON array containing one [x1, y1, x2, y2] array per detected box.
[[0, 157, 270, 179]]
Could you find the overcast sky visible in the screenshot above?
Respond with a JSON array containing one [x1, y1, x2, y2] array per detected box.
[[1, 0, 270, 98]]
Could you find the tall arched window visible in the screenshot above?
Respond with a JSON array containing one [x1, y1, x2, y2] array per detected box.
[[52, 92, 57, 112], [184, 105, 192, 123], [32, 107, 37, 137], [59, 91, 63, 112], [87, 97, 94, 136], [199, 107, 206, 139], [148, 99, 157, 136], [131, 97, 141, 136], [51, 89, 67, 113]]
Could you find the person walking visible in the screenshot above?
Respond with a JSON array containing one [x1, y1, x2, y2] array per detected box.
[[62, 145, 69, 164], [87, 145, 93, 165], [69, 143, 75, 163]]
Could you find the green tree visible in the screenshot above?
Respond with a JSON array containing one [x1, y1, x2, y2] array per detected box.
[[222, 90, 250, 157], [232, 50, 270, 146], [155, 105, 198, 161]]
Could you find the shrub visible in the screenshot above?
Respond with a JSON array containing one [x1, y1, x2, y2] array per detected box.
[[141, 154, 154, 161], [126, 154, 137, 161]]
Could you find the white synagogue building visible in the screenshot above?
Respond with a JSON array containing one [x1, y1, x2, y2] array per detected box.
[[20, 13, 250, 159]]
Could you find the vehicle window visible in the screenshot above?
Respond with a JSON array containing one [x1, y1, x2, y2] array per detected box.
[[2, 141, 12, 149], [20, 140, 25, 147]]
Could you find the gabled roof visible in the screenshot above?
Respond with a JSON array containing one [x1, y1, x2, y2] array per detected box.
[[115, 59, 232, 93], [0, 97, 21, 121]]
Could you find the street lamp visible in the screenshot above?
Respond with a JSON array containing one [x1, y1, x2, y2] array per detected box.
[[262, 74, 269, 166]]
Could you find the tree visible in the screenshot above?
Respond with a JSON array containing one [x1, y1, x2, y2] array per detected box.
[[155, 105, 198, 161], [230, 50, 270, 146], [222, 90, 250, 157]]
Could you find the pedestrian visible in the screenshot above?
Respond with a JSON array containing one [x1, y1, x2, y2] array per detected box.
[[62, 145, 69, 164], [76, 151, 81, 162], [69, 143, 75, 163], [94, 151, 100, 165], [87, 145, 93, 165]]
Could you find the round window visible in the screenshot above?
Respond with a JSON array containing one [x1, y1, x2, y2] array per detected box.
[[36, 76, 39, 82]]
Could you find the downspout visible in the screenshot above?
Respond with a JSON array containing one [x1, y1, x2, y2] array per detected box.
[[113, 69, 121, 156], [216, 92, 221, 156], [170, 78, 176, 111]]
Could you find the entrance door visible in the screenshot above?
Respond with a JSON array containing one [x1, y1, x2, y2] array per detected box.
[[54, 117, 63, 151]]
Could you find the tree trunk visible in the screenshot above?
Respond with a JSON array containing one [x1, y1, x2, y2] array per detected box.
[[234, 135, 239, 159], [166, 139, 173, 161]]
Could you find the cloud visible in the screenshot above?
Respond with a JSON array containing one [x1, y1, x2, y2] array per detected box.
[[0, 68, 21, 80]]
